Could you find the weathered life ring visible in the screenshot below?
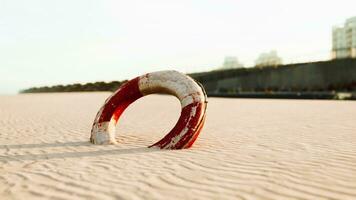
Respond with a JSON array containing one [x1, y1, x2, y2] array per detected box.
[[90, 70, 207, 149]]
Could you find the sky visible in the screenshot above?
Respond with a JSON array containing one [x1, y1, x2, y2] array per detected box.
[[1, 0, 356, 94]]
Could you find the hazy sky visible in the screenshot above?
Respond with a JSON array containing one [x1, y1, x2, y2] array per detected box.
[[1, 0, 356, 94]]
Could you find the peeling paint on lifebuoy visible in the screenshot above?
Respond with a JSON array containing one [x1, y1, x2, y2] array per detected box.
[[90, 70, 207, 149]]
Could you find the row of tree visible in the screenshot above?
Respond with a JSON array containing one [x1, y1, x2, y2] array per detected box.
[[20, 81, 127, 93]]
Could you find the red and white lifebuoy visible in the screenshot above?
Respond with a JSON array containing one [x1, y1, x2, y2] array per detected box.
[[90, 70, 207, 149]]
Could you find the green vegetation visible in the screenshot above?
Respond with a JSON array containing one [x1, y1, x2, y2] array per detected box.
[[20, 81, 127, 93]]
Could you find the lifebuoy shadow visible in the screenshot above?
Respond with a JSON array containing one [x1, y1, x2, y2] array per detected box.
[[0, 142, 161, 162]]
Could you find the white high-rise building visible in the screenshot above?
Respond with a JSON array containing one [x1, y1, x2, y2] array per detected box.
[[254, 50, 282, 68], [222, 56, 243, 69], [332, 16, 356, 59]]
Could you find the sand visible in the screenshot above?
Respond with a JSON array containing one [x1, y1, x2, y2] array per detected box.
[[1, 93, 356, 200]]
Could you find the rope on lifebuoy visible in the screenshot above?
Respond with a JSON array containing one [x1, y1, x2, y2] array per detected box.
[[90, 70, 207, 149]]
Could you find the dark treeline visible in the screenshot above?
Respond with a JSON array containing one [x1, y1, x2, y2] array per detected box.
[[19, 72, 209, 93], [21, 81, 127, 93]]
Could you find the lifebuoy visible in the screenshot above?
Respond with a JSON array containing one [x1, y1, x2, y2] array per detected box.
[[90, 70, 207, 149]]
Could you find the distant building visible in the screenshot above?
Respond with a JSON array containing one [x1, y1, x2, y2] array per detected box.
[[222, 56, 243, 69], [254, 50, 282, 68], [332, 16, 356, 59]]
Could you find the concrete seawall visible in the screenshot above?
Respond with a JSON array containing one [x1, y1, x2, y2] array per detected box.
[[191, 59, 356, 95]]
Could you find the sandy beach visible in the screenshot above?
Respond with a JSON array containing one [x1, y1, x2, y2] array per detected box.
[[1, 93, 356, 200]]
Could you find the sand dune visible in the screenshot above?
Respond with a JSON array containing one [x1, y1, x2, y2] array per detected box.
[[1, 93, 356, 200]]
